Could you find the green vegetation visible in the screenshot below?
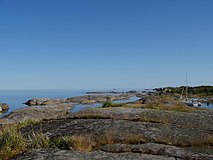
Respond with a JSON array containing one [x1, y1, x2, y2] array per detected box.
[[102, 101, 126, 108], [0, 126, 26, 160], [160, 86, 213, 97], [51, 135, 96, 151], [29, 132, 51, 149], [16, 119, 40, 128], [0, 120, 39, 159]]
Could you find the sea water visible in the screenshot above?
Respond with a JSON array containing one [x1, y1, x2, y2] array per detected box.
[[72, 96, 140, 112], [201, 103, 213, 110], [0, 89, 134, 118], [0, 89, 212, 118], [0, 89, 86, 118]]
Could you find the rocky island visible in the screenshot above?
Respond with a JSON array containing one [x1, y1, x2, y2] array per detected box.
[[0, 87, 212, 160]]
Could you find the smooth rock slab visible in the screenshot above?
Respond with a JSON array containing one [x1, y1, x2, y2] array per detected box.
[[21, 118, 212, 147], [0, 104, 72, 125], [13, 149, 175, 160], [69, 107, 213, 132], [99, 143, 213, 160]]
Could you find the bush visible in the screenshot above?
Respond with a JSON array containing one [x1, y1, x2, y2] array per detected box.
[[0, 127, 27, 160], [102, 101, 113, 108], [102, 101, 126, 108]]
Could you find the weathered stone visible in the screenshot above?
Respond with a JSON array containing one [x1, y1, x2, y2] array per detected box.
[[65, 94, 134, 104], [21, 108, 213, 148], [13, 149, 176, 160], [99, 143, 213, 159], [69, 107, 213, 132], [25, 98, 62, 106], [0, 103, 9, 111], [25, 93, 136, 106], [0, 104, 72, 125], [4, 103, 213, 159]]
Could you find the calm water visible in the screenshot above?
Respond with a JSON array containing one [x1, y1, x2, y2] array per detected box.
[[0, 90, 212, 118], [201, 103, 213, 110], [0, 89, 86, 118], [0, 89, 134, 118], [72, 96, 140, 112]]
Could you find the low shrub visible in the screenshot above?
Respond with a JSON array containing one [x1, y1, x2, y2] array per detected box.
[[0, 127, 27, 160], [102, 101, 126, 108]]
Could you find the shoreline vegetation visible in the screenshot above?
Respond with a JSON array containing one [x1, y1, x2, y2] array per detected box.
[[0, 86, 213, 159], [155, 85, 213, 102]]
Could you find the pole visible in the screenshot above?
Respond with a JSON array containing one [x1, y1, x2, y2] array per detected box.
[[186, 72, 188, 100]]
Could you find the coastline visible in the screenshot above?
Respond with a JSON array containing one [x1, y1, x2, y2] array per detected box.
[[0, 87, 213, 159]]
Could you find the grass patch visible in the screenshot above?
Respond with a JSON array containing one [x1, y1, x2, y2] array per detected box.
[[145, 101, 198, 112], [73, 114, 109, 119], [126, 103, 144, 108], [28, 132, 51, 149], [0, 127, 26, 160], [94, 130, 147, 146], [17, 119, 40, 128], [66, 135, 95, 151], [0, 120, 42, 160], [52, 135, 96, 151], [102, 101, 126, 108]]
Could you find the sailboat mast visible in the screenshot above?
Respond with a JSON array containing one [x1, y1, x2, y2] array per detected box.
[[186, 72, 188, 100]]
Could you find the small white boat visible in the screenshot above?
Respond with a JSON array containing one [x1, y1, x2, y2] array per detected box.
[[184, 99, 202, 107], [180, 73, 202, 107]]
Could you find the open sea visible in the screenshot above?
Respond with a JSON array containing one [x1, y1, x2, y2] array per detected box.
[[0, 89, 132, 118], [0, 89, 212, 118]]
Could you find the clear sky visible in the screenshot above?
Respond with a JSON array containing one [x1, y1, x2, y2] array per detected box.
[[0, 0, 213, 89]]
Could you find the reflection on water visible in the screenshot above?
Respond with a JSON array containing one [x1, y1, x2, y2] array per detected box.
[[114, 96, 140, 104], [72, 103, 102, 112], [72, 96, 140, 112], [201, 103, 213, 109]]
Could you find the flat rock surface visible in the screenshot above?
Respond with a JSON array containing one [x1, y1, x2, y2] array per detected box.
[[13, 149, 176, 160], [17, 107, 213, 159], [69, 107, 213, 132], [25, 93, 135, 106], [0, 104, 72, 125], [99, 143, 213, 160]]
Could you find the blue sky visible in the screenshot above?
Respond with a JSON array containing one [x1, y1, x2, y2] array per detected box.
[[0, 0, 213, 89]]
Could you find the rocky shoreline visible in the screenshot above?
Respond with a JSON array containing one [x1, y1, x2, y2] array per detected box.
[[0, 89, 213, 159], [24, 93, 136, 106], [0, 93, 137, 126]]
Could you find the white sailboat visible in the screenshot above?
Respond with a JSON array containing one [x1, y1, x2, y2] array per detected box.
[[180, 73, 202, 107]]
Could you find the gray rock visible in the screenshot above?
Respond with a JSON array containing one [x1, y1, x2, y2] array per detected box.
[[24, 93, 135, 106], [69, 107, 213, 132], [9, 107, 213, 160], [25, 98, 62, 106], [0, 103, 72, 125], [99, 143, 213, 160], [65, 94, 133, 104], [21, 116, 212, 148], [13, 149, 176, 160]]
